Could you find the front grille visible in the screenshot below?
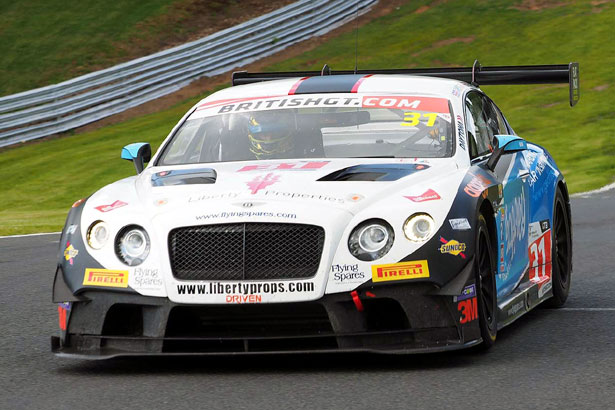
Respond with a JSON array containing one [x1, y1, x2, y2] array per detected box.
[[169, 223, 325, 281]]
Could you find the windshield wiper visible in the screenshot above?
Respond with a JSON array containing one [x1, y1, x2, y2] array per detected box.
[[349, 155, 396, 158]]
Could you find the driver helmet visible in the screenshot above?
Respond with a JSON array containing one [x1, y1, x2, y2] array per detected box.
[[247, 112, 294, 159]]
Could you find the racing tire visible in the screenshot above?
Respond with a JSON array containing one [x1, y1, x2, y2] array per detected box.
[[475, 214, 497, 349], [543, 189, 572, 308]]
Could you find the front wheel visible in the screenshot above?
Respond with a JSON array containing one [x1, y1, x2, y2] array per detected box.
[[475, 214, 497, 349]]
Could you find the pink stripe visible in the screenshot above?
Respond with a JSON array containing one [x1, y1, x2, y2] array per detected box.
[[288, 77, 309, 95], [351, 74, 373, 93]]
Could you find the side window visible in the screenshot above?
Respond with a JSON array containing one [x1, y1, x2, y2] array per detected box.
[[465, 92, 493, 158], [484, 97, 509, 135]]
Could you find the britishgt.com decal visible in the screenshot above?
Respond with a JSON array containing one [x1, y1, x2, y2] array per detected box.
[[371, 260, 430, 283]]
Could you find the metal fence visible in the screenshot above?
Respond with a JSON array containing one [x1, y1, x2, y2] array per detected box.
[[0, 0, 377, 148]]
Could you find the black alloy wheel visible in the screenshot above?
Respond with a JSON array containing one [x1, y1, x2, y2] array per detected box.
[[544, 189, 572, 308], [475, 214, 497, 349]]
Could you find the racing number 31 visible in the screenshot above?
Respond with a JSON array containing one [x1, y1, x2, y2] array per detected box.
[[458, 297, 478, 324], [401, 112, 437, 127]]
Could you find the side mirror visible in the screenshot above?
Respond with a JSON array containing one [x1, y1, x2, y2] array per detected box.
[[486, 135, 527, 171], [121, 143, 151, 174]]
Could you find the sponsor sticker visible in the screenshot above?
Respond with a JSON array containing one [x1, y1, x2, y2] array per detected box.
[[95, 200, 127, 213], [371, 260, 430, 283], [331, 263, 366, 284], [404, 189, 441, 203], [246, 173, 281, 194], [83, 268, 129, 288], [195, 210, 297, 221], [63, 242, 78, 265], [66, 224, 78, 235], [528, 221, 552, 298], [458, 297, 478, 324], [463, 174, 491, 198], [238, 161, 329, 172], [439, 237, 467, 258], [133, 267, 163, 289], [449, 218, 471, 231], [57, 302, 71, 331], [507, 300, 525, 317], [176, 281, 315, 299], [456, 115, 466, 151], [454, 284, 476, 302], [362, 96, 450, 113]]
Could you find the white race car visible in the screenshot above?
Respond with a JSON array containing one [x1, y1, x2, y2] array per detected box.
[[52, 62, 578, 358]]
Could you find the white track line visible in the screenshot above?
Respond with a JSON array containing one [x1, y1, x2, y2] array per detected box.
[[0, 232, 61, 239], [557, 308, 615, 311], [572, 181, 615, 197]]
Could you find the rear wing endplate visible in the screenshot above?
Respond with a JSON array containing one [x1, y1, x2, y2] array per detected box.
[[232, 61, 580, 106]]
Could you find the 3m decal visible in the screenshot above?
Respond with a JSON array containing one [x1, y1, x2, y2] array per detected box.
[[331, 263, 366, 284], [246, 173, 280, 194], [449, 218, 471, 231], [463, 174, 491, 197], [94, 200, 127, 213], [439, 237, 467, 258], [83, 269, 129, 288], [371, 260, 430, 282], [404, 189, 441, 203], [458, 297, 478, 324], [63, 242, 78, 265], [454, 284, 476, 302], [238, 161, 329, 172], [362, 96, 449, 113], [57, 302, 71, 331], [528, 221, 552, 298], [401, 112, 438, 127]]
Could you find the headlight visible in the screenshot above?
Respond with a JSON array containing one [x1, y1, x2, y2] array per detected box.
[[348, 219, 394, 261], [403, 213, 435, 242], [87, 221, 109, 249], [115, 225, 150, 266]]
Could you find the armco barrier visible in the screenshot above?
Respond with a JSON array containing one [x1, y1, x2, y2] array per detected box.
[[0, 0, 377, 148]]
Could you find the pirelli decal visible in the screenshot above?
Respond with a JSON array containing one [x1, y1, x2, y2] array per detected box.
[[371, 260, 430, 283], [83, 268, 129, 288]]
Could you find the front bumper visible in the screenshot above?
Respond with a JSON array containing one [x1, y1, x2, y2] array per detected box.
[[52, 281, 482, 359]]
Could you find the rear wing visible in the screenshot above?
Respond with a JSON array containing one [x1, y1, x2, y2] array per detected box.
[[232, 61, 580, 107]]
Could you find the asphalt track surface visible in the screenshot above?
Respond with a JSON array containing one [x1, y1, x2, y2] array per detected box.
[[1, 191, 614, 410]]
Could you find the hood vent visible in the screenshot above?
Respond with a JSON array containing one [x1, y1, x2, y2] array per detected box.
[[318, 163, 429, 182], [151, 168, 216, 187]]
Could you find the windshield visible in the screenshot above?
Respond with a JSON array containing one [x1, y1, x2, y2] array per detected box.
[[158, 94, 454, 165]]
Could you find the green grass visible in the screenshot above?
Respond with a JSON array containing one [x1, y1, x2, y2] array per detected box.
[[0, 0, 186, 96], [1, 0, 614, 235]]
